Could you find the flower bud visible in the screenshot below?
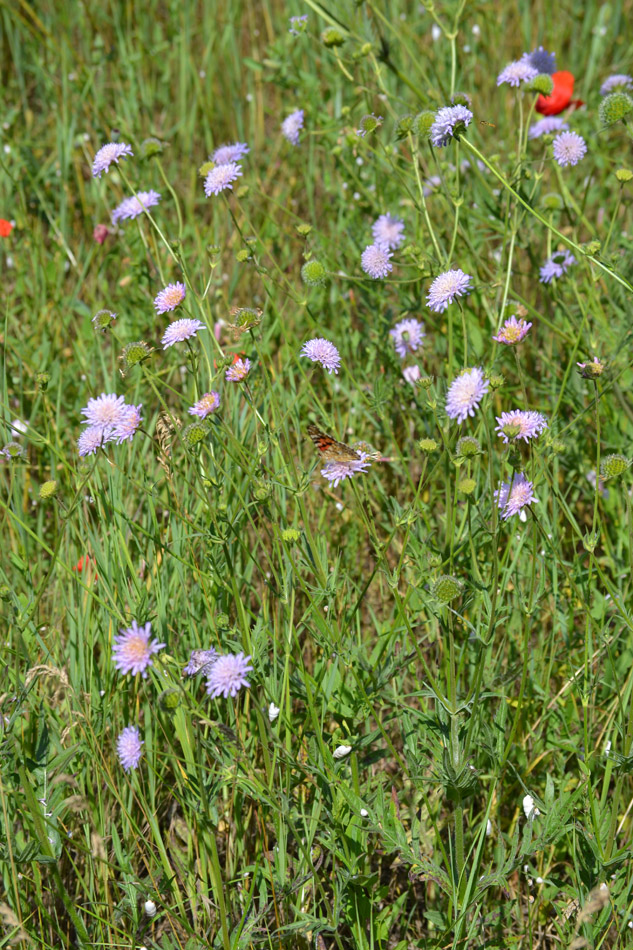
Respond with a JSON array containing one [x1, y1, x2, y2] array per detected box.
[[92, 308, 116, 331], [181, 421, 210, 447], [418, 438, 439, 453], [599, 92, 633, 126], [413, 110, 436, 138], [395, 114, 416, 139], [357, 113, 383, 137], [198, 160, 214, 179], [36, 372, 50, 391], [487, 373, 505, 390], [526, 74, 554, 95], [119, 341, 152, 376], [140, 137, 165, 159], [576, 357, 604, 380], [458, 477, 476, 495], [600, 454, 631, 480], [301, 260, 328, 286], [1, 441, 24, 461], [296, 223, 313, 236], [39, 480, 58, 500], [216, 613, 230, 630], [542, 192, 564, 211], [321, 27, 345, 47], [432, 574, 463, 604], [158, 689, 180, 710], [282, 528, 300, 543], [615, 167, 633, 183], [456, 436, 481, 458]]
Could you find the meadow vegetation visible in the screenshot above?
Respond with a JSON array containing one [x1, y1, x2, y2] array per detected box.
[[2, 0, 633, 947]]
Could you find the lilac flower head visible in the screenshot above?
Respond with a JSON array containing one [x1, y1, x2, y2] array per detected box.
[[528, 117, 569, 139], [183, 648, 219, 676], [300, 338, 341, 374], [282, 109, 305, 145], [206, 652, 253, 698], [112, 404, 143, 444], [539, 249, 576, 284], [288, 14, 308, 35], [161, 318, 206, 349], [495, 472, 536, 520], [225, 357, 251, 382], [445, 367, 489, 423], [403, 364, 421, 385], [92, 142, 133, 178], [77, 426, 107, 457], [111, 620, 166, 678], [111, 190, 161, 224], [154, 282, 186, 314], [80, 393, 128, 434], [116, 726, 144, 772], [204, 162, 243, 196], [495, 409, 548, 443], [372, 213, 405, 250], [429, 105, 473, 147], [492, 315, 532, 344], [390, 318, 425, 359], [211, 142, 250, 164], [497, 60, 539, 87], [552, 131, 586, 167], [600, 74, 633, 95], [426, 268, 473, 312], [361, 243, 393, 279], [522, 46, 556, 75], [321, 451, 372, 488], [188, 392, 220, 418]]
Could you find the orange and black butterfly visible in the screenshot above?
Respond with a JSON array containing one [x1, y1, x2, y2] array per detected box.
[[307, 424, 361, 463]]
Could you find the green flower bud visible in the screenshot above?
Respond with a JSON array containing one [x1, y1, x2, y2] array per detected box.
[[181, 421, 210, 447], [357, 113, 383, 136], [577, 357, 604, 380], [526, 74, 554, 96], [301, 260, 328, 286], [296, 223, 313, 236], [432, 574, 463, 604], [599, 92, 633, 126], [456, 436, 481, 458], [615, 167, 633, 183], [542, 192, 564, 211], [39, 480, 58, 500], [1, 441, 24, 461], [413, 111, 435, 139], [321, 27, 345, 47], [487, 373, 505, 390], [198, 160, 214, 179], [236, 249, 250, 262], [418, 376, 434, 390], [583, 531, 599, 553], [395, 114, 416, 140], [458, 477, 476, 495], [140, 137, 165, 159], [427, 551, 442, 569], [600, 454, 631, 480], [36, 372, 50, 391], [418, 438, 439, 453], [216, 613, 230, 630], [0, 585, 10, 602], [159, 689, 181, 710], [282, 528, 300, 543], [451, 91, 472, 108], [92, 308, 116, 331], [254, 480, 272, 501], [120, 341, 152, 376]]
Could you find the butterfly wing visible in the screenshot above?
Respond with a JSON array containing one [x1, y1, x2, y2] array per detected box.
[[307, 424, 360, 462]]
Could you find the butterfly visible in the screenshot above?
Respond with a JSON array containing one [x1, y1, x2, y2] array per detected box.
[[307, 424, 361, 463], [183, 648, 219, 677]]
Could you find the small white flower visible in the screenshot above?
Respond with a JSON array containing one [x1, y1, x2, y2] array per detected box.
[[144, 900, 157, 917], [333, 744, 352, 759], [604, 740, 612, 756], [522, 794, 540, 819], [360, 808, 368, 817], [536, 876, 544, 884], [431, 24, 441, 41], [486, 819, 492, 836], [268, 702, 280, 722]]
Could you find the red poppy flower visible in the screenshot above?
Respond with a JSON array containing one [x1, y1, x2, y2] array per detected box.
[[536, 71, 583, 116], [72, 554, 98, 580], [0, 219, 13, 237]]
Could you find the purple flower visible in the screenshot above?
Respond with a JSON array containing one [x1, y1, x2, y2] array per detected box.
[[225, 357, 251, 382], [183, 648, 219, 676], [495, 409, 548, 443], [205, 652, 253, 698], [552, 131, 586, 167], [111, 190, 161, 224], [80, 393, 128, 433], [445, 367, 489, 423], [161, 318, 206, 349], [390, 318, 425, 359], [211, 142, 250, 164], [600, 74, 633, 95], [497, 60, 539, 87], [116, 725, 144, 772], [426, 268, 473, 312], [361, 243, 393, 279], [154, 282, 186, 314], [528, 117, 569, 139], [282, 109, 304, 145], [495, 473, 536, 520], [92, 142, 133, 178], [522, 46, 556, 75], [300, 338, 341, 374], [429, 105, 473, 147], [403, 364, 421, 385], [188, 392, 220, 418], [587, 469, 609, 499], [423, 174, 442, 196], [492, 315, 532, 345], [204, 162, 243, 196], [321, 452, 372, 488], [539, 249, 576, 284], [372, 213, 405, 250], [112, 404, 143, 444], [112, 620, 166, 678], [288, 14, 308, 35], [77, 426, 107, 456]]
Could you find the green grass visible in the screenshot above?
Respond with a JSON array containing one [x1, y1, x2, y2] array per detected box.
[[2, 1, 633, 948]]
